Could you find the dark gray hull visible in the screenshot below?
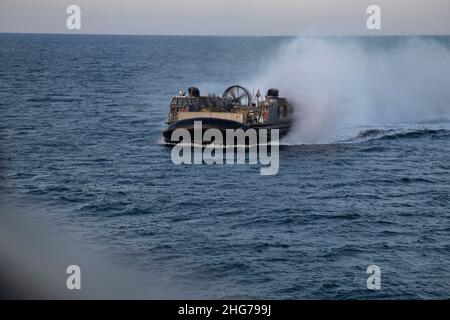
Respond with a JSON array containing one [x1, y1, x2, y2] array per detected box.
[[163, 117, 291, 144]]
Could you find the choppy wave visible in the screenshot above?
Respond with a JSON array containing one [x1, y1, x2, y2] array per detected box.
[[279, 122, 450, 145], [341, 126, 450, 144], [359, 128, 448, 141]]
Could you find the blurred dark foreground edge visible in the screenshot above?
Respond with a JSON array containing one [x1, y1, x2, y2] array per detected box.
[[0, 300, 448, 318]]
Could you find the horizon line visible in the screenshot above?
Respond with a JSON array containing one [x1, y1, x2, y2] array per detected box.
[[1, 31, 450, 38]]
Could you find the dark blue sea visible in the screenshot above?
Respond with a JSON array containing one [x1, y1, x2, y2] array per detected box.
[[0, 33, 449, 299]]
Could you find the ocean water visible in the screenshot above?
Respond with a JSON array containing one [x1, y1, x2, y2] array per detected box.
[[0, 34, 450, 299]]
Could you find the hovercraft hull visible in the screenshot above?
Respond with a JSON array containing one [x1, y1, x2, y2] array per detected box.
[[163, 117, 290, 144]]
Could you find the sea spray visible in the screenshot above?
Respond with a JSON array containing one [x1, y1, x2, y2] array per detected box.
[[248, 37, 450, 144]]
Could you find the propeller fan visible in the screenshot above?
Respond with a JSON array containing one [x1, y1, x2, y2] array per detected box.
[[222, 85, 252, 107]]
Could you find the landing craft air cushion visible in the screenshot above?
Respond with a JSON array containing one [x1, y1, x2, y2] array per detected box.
[[163, 85, 293, 144]]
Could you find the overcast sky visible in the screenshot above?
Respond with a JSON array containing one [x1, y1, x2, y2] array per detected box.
[[0, 0, 449, 36]]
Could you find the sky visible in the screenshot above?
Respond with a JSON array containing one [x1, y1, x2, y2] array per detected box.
[[0, 0, 449, 36]]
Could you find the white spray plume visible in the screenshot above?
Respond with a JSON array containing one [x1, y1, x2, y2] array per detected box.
[[249, 37, 450, 144]]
